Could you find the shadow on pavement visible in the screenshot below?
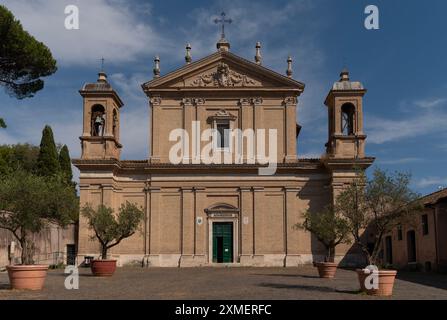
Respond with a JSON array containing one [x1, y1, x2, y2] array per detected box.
[[0, 283, 11, 290], [334, 288, 363, 295], [251, 274, 321, 279], [396, 272, 447, 291], [258, 282, 334, 293]]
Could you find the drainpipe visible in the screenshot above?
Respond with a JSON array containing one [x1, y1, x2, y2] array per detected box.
[[143, 182, 150, 267], [100, 185, 104, 206]]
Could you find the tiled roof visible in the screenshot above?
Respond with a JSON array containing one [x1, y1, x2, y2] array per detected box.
[[421, 188, 447, 205], [332, 81, 364, 91], [81, 82, 113, 92]]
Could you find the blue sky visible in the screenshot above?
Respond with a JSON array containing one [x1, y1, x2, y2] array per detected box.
[[1, 0, 446, 195]]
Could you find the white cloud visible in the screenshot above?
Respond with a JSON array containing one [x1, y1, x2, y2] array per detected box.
[[120, 107, 149, 159], [366, 107, 447, 144], [415, 177, 447, 188], [179, 0, 327, 135], [414, 98, 447, 109], [0, 103, 82, 157], [177, 1, 321, 71], [3, 0, 171, 66], [109, 73, 148, 103], [109, 73, 149, 159], [1, 0, 327, 162]]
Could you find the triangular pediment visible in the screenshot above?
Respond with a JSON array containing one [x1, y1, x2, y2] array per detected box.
[[142, 51, 304, 92]]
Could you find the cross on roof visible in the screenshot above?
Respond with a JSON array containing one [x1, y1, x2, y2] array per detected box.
[[100, 57, 105, 72], [214, 12, 232, 40]]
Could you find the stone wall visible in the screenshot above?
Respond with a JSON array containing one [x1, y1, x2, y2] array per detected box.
[[0, 223, 77, 268], [77, 169, 364, 267]]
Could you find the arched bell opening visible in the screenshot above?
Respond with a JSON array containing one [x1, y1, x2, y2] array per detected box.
[[91, 104, 106, 137]]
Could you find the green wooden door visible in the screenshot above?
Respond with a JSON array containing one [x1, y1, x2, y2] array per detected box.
[[212, 222, 233, 263]]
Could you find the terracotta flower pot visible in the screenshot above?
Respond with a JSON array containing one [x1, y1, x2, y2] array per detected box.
[[315, 262, 338, 278], [356, 269, 397, 296], [6, 265, 49, 290], [91, 259, 117, 277]]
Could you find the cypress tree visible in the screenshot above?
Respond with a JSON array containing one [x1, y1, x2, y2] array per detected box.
[[59, 144, 73, 183], [36, 125, 60, 176]]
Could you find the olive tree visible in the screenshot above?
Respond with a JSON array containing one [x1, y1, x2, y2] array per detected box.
[[296, 205, 351, 263], [0, 169, 79, 265], [81, 202, 144, 259], [336, 168, 422, 266]]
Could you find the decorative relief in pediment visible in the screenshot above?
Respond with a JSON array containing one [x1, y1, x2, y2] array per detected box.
[[188, 62, 262, 87]]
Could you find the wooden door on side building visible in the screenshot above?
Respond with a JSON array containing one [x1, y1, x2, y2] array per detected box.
[[66, 244, 77, 265], [385, 236, 393, 265], [407, 230, 417, 263]]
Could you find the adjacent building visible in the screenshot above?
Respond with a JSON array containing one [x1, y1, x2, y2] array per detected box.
[[383, 188, 447, 272], [0, 224, 77, 268]]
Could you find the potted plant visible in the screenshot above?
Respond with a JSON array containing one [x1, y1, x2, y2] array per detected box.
[[81, 202, 144, 276], [296, 205, 351, 278], [336, 168, 422, 296], [0, 169, 78, 290]]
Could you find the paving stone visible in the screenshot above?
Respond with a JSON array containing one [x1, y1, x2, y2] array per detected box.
[[0, 266, 446, 300]]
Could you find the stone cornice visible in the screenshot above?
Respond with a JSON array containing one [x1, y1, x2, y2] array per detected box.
[[72, 159, 327, 177], [79, 89, 124, 108], [284, 187, 302, 192], [322, 157, 375, 171], [145, 186, 161, 193]]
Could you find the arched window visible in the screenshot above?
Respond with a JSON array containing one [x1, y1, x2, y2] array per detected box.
[[91, 105, 105, 136], [341, 103, 355, 135]]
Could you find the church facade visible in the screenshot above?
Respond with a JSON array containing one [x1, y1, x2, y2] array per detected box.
[[73, 37, 374, 267]]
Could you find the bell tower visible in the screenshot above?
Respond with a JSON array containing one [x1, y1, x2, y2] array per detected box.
[[324, 68, 367, 159], [79, 71, 124, 160]]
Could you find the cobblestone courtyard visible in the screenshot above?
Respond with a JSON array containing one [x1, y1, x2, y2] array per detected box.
[[1, 266, 446, 300]]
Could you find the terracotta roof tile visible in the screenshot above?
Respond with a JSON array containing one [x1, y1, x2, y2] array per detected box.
[[421, 188, 447, 205]]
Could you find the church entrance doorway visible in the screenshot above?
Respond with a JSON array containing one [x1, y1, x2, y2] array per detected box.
[[212, 222, 233, 263]]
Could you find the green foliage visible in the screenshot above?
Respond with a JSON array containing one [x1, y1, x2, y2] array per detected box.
[[0, 118, 6, 128], [296, 205, 351, 262], [0, 169, 79, 265], [0, 143, 39, 176], [58, 144, 73, 184], [336, 168, 423, 266], [0, 126, 77, 265], [0, 5, 57, 99], [81, 202, 144, 259], [36, 125, 60, 176], [335, 173, 369, 248]]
